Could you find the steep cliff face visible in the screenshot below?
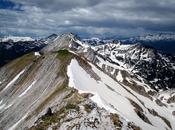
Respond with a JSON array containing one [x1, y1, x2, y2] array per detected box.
[[0, 33, 175, 130], [41, 33, 96, 62]]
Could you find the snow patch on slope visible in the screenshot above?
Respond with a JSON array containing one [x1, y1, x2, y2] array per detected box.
[[34, 52, 41, 56], [67, 59, 116, 113], [18, 80, 37, 97], [3, 69, 26, 91], [116, 71, 123, 82], [67, 58, 175, 130], [0, 102, 5, 111], [8, 113, 29, 130]]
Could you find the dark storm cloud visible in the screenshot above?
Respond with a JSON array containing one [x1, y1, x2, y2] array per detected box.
[[10, 0, 102, 11], [77, 18, 175, 31], [0, 0, 175, 37]]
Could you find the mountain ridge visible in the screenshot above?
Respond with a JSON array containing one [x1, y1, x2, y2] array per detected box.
[[0, 33, 175, 130]]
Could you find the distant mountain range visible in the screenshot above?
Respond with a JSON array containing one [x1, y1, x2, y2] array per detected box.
[[0, 33, 175, 67], [122, 33, 175, 54], [0, 36, 34, 42], [0, 34, 59, 66]]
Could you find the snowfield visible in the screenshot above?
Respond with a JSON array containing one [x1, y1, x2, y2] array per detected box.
[[67, 58, 175, 130], [116, 71, 123, 82], [0, 36, 34, 42]]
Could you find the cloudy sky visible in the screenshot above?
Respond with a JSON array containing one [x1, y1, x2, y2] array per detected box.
[[0, 0, 175, 38]]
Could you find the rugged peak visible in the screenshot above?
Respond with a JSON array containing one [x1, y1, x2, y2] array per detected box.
[[47, 33, 58, 39], [43, 34, 58, 44], [59, 32, 80, 41], [41, 32, 87, 54]]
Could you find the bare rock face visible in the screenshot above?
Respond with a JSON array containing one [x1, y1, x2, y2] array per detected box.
[[41, 32, 97, 62], [41, 32, 79, 53]]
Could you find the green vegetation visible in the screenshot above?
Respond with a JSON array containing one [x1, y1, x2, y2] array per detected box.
[[110, 114, 122, 129], [84, 104, 93, 113], [64, 89, 76, 99], [65, 102, 80, 111], [7, 52, 36, 71], [30, 102, 80, 130], [56, 49, 71, 60], [127, 122, 141, 130], [56, 49, 73, 77]]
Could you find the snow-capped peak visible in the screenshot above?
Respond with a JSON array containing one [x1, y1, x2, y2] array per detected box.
[[0, 36, 34, 42], [137, 33, 175, 41]]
